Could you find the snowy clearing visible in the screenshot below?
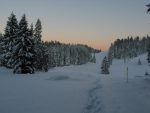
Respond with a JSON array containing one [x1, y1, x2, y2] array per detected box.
[[99, 53, 150, 113], [0, 53, 150, 113]]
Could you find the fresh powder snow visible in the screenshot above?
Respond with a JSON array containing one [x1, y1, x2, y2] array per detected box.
[[0, 52, 150, 113]]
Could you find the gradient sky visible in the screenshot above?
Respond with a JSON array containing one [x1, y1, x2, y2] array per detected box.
[[0, 0, 150, 50]]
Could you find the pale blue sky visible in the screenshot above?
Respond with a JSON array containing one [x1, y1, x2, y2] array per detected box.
[[0, 0, 150, 50]]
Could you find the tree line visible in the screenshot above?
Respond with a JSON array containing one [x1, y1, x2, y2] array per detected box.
[[100, 36, 150, 74], [101, 4, 150, 75], [0, 13, 100, 74], [109, 36, 150, 59]]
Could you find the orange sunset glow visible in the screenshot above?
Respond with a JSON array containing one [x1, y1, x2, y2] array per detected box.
[[0, 0, 150, 51]]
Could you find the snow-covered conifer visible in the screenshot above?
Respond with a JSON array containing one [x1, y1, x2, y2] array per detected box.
[[101, 56, 109, 74], [147, 45, 150, 63], [38, 42, 49, 71], [34, 19, 44, 70], [2, 13, 18, 68], [34, 19, 42, 43], [13, 14, 36, 74]]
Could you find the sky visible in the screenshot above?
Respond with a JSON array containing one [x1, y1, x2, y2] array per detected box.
[[0, 0, 150, 51]]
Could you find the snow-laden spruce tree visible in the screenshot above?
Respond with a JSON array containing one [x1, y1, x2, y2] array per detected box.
[[34, 19, 41, 70], [0, 33, 4, 65], [48, 45, 57, 67], [38, 41, 49, 71], [34, 19, 48, 71], [70, 45, 77, 65], [2, 13, 18, 68], [101, 56, 109, 74], [59, 45, 65, 66], [147, 44, 150, 63], [34, 19, 42, 43], [13, 14, 36, 74], [107, 44, 114, 66], [64, 45, 71, 65]]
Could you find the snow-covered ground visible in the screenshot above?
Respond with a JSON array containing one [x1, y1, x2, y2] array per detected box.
[[99, 54, 150, 113], [0, 52, 150, 113]]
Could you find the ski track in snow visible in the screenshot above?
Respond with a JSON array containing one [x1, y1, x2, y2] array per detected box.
[[83, 53, 106, 113], [84, 77, 102, 113], [0, 53, 105, 113]]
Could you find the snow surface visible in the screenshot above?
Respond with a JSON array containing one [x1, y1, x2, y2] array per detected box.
[[0, 52, 150, 113]]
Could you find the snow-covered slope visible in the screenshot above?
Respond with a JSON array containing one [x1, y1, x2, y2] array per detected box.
[[0, 52, 150, 113], [99, 53, 150, 113]]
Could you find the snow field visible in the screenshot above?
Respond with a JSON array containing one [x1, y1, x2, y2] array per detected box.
[[0, 52, 150, 113]]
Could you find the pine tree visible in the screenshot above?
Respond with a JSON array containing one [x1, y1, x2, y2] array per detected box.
[[65, 45, 70, 65], [108, 44, 114, 65], [0, 33, 4, 66], [34, 19, 49, 71], [38, 42, 49, 72], [34, 19, 42, 43], [108, 51, 113, 66], [60, 45, 65, 66], [147, 44, 150, 63], [138, 58, 142, 65], [2, 13, 18, 68], [13, 14, 36, 74], [34, 19, 46, 71], [48, 45, 56, 67], [53, 46, 60, 67], [101, 56, 109, 74]]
